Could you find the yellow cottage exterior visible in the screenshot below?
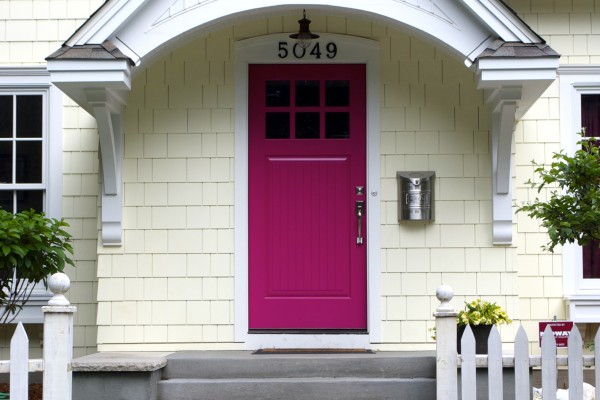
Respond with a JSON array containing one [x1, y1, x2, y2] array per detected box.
[[1, 0, 599, 362]]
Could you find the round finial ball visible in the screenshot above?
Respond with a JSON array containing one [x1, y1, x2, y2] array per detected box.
[[48, 272, 70, 295], [436, 284, 454, 303]]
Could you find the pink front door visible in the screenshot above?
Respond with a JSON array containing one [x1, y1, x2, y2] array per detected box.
[[248, 64, 367, 330]]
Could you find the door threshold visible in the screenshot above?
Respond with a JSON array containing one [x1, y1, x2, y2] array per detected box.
[[253, 348, 375, 354], [249, 329, 368, 335], [244, 332, 372, 350]]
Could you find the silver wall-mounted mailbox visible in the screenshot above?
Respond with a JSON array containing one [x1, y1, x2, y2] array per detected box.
[[397, 171, 435, 222]]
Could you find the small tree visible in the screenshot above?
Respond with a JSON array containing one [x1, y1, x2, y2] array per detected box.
[[0, 209, 74, 323], [516, 135, 600, 252]]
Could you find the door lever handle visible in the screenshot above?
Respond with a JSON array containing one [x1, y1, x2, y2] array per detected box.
[[355, 201, 364, 245]]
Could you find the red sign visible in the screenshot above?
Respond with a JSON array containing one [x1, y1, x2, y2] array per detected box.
[[539, 321, 574, 347]]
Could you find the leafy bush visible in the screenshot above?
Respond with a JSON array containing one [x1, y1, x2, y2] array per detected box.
[[516, 136, 600, 252], [0, 209, 74, 323], [457, 299, 512, 327]]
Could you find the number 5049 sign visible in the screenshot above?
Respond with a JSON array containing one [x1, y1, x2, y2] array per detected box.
[[538, 321, 574, 347], [277, 41, 338, 59]]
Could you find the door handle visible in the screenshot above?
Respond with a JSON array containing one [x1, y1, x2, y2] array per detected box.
[[355, 201, 364, 245]]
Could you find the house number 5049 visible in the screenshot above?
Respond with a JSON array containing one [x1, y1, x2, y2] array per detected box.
[[277, 41, 338, 59]]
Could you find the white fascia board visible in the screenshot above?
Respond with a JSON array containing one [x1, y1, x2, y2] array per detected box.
[[47, 59, 131, 90], [66, 0, 149, 46], [476, 58, 559, 87], [47, 59, 132, 76], [558, 65, 600, 77], [0, 67, 50, 83], [478, 69, 558, 85], [461, 0, 540, 43]]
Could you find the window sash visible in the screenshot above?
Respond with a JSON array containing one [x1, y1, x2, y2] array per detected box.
[[0, 91, 47, 214]]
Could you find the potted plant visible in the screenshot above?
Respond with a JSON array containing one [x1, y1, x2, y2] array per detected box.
[[457, 299, 512, 354], [0, 209, 74, 323]]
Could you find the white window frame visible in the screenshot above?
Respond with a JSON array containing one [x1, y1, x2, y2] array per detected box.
[[558, 66, 600, 321], [0, 67, 63, 323]]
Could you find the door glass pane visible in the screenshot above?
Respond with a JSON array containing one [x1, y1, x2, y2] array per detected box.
[[296, 112, 320, 139], [266, 113, 290, 139], [16, 141, 42, 183], [266, 81, 290, 107], [0, 96, 13, 139], [0, 191, 12, 212], [325, 112, 350, 139], [295, 80, 319, 107], [326, 80, 350, 107], [0, 142, 12, 183], [16, 95, 42, 138], [16, 190, 43, 213]]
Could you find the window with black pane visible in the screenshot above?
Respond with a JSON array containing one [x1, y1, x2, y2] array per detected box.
[[0, 93, 44, 213], [581, 94, 600, 278]]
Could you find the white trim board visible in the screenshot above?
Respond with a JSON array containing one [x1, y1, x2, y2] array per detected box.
[[234, 34, 381, 349], [558, 66, 600, 321]]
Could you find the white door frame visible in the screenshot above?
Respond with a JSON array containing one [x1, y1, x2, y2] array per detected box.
[[234, 33, 381, 348]]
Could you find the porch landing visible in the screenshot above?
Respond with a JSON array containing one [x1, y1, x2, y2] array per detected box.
[[72, 350, 437, 400]]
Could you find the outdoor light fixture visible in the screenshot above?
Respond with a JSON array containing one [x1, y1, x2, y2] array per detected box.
[[289, 10, 319, 49]]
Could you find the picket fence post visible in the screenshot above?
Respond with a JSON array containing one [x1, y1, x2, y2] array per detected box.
[[434, 285, 458, 400], [10, 323, 28, 400], [514, 326, 530, 399], [42, 272, 77, 400]]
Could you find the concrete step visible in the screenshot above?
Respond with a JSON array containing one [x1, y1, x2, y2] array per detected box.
[[158, 351, 436, 400], [158, 377, 435, 400], [161, 350, 436, 380]]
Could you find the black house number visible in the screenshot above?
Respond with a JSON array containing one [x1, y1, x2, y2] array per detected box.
[[277, 41, 338, 59]]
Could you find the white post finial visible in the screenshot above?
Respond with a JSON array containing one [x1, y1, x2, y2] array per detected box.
[[47, 272, 71, 306], [436, 284, 454, 313]]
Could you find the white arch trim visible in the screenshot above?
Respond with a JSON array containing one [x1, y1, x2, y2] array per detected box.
[[67, 0, 541, 67]]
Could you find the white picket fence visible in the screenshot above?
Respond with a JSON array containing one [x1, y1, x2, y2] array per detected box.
[[435, 284, 598, 400], [1, 273, 76, 400]]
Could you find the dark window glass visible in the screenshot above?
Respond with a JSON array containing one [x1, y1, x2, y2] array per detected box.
[[325, 112, 350, 139], [266, 81, 290, 107], [583, 240, 600, 278], [582, 95, 600, 277], [0, 142, 12, 183], [326, 80, 350, 106], [16, 95, 42, 138], [295, 80, 319, 107], [0, 191, 11, 212], [582, 94, 600, 137], [16, 142, 42, 183], [16, 190, 43, 213], [295, 112, 320, 139], [266, 113, 290, 139], [0, 96, 13, 139]]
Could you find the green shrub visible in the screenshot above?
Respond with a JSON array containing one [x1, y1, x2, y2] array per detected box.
[[0, 209, 74, 323], [516, 135, 600, 252]]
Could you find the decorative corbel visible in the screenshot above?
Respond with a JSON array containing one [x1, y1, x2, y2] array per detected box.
[[488, 87, 521, 245], [85, 89, 125, 246]]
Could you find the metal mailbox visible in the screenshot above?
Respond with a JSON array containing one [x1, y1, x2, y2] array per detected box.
[[397, 171, 435, 222]]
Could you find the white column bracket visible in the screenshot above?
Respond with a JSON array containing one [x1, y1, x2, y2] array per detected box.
[[85, 89, 125, 246], [487, 87, 521, 245]]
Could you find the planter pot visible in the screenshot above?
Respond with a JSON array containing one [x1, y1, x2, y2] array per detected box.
[[457, 324, 493, 354]]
